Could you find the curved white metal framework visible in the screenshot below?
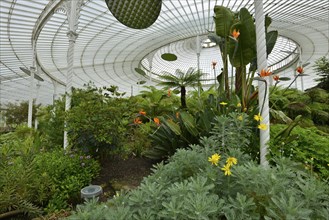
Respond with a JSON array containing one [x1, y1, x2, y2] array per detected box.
[[1, 0, 328, 105]]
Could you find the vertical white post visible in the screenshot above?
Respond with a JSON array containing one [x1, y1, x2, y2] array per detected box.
[[63, 0, 82, 149], [28, 40, 36, 128], [52, 80, 58, 104], [149, 60, 153, 83], [34, 82, 40, 130], [196, 35, 201, 96], [254, 0, 269, 167]]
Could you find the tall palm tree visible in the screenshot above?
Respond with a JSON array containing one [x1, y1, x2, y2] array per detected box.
[[158, 67, 203, 108]]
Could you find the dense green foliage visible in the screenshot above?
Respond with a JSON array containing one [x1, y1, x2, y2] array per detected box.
[[270, 124, 329, 179], [67, 129, 329, 220], [313, 56, 329, 91], [0, 127, 100, 217], [270, 87, 329, 129], [2, 101, 40, 129]]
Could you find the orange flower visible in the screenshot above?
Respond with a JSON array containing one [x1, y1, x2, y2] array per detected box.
[[296, 66, 304, 74], [139, 110, 146, 115], [273, 75, 280, 81], [176, 112, 180, 119], [134, 117, 142, 124], [232, 29, 240, 39], [154, 117, 160, 126], [211, 61, 217, 69], [168, 89, 171, 97], [260, 69, 272, 77]]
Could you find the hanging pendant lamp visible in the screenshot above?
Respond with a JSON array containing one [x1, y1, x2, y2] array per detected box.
[[105, 0, 162, 29]]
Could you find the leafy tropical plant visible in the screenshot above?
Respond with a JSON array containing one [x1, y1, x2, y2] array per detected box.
[[158, 67, 203, 108], [0, 127, 100, 216], [313, 56, 329, 91], [136, 86, 179, 117], [213, 6, 277, 109]]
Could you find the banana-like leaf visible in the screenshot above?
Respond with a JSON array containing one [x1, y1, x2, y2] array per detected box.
[[214, 6, 234, 38], [180, 111, 198, 137], [229, 8, 256, 67], [266, 30, 278, 56], [265, 14, 272, 33]]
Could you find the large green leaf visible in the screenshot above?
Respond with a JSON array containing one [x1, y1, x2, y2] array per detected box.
[[266, 30, 278, 56], [214, 6, 234, 38], [229, 8, 256, 67]]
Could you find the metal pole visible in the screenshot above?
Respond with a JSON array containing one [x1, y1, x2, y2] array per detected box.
[[255, 0, 269, 167], [196, 35, 201, 96], [63, 0, 82, 149], [28, 40, 36, 128]]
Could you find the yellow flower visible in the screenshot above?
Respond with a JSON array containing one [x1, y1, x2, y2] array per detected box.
[[208, 153, 221, 166], [226, 157, 238, 167], [237, 103, 241, 107], [220, 102, 228, 106], [254, 113, 263, 122], [258, 123, 267, 130], [237, 115, 243, 121], [221, 164, 232, 176]]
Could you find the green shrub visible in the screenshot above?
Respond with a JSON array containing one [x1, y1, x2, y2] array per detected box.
[[269, 124, 329, 179], [68, 143, 329, 220], [37, 98, 65, 149], [0, 128, 100, 216], [34, 149, 100, 213]]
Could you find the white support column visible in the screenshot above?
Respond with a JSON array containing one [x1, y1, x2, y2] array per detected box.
[[28, 40, 37, 128], [63, 0, 83, 149], [34, 82, 40, 130], [52, 80, 58, 104], [196, 35, 201, 96], [254, 0, 269, 167]]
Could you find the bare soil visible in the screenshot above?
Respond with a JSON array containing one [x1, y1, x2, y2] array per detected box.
[[92, 156, 156, 201]]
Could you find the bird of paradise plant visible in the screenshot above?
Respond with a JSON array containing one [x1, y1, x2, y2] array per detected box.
[[213, 6, 278, 112]]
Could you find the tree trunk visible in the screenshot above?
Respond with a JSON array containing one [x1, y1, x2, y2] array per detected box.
[[181, 86, 187, 108], [235, 66, 243, 95]]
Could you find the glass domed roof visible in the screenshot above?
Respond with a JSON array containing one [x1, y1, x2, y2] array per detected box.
[[0, 0, 328, 105]]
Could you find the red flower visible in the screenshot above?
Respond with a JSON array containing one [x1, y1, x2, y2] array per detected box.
[[134, 117, 142, 124], [139, 110, 146, 115], [260, 69, 272, 77], [168, 89, 171, 97], [273, 75, 280, 81], [211, 61, 217, 69], [296, 66, 304, 74], [232, 29, 240, 40], [154, 117, 160, 126]]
